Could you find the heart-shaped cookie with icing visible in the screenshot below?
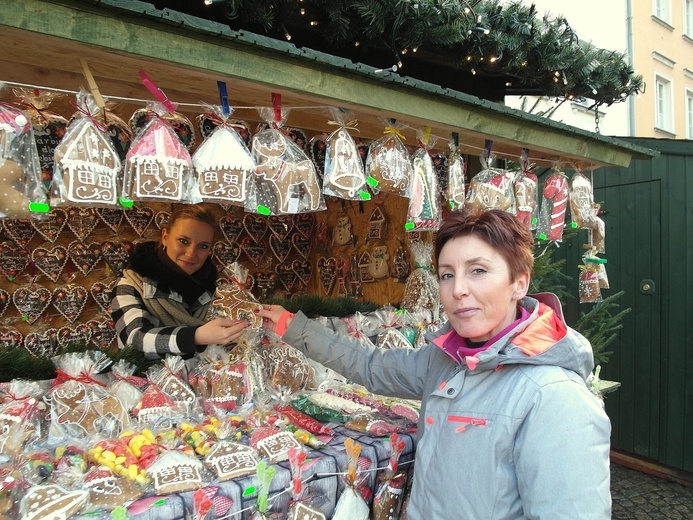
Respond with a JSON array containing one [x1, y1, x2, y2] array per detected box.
[[101, 240, 134, 276], [240, 237, 264, 266], [58, 323, 93, 348], [292, 213, 316, 238], [0, 288, 9, 318], [213, 240, 242, 269], [67, 240, 102, 276], [52, 284, 88, 324], [275, 264, 297, 292], [269, 235, 292, 263], [267, 215, 294, 240], [0, 325, 23, 349], [96, 207, 124, 233], [66, 207, 99, 240], [2, 218, 35, 247], [24, 328, 59, 357], [243, 213, 267, 244], [32, 208, 67, 243], [0, 242, 29, 280], [317, 256, 338, 296], [124, 205, 154, 237], [154, 210, 170, 230], [291, 259, 313, 285], [291, 233, 312, 260], [32, 245, 68, 283], [219, 215, 243, 243], [90, 278, 118, 314], [12, 285, 52, 324], [87, 318, 117, 350]]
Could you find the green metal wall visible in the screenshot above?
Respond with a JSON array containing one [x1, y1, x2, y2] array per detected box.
[[551, 138, 693, 474]]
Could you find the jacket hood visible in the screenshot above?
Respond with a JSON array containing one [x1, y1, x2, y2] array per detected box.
[[431, 293, 595, 382]]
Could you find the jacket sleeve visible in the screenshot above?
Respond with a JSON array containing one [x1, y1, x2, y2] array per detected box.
[[110, 276, 200, 360], [513, 376, 612, 519], [282, 311, 429, 400]]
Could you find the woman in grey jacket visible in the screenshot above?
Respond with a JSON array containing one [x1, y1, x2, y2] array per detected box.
[[111, 204, 248, 360], [258, 208, 611, 519]]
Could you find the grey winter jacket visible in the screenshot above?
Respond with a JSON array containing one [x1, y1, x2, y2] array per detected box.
[[283, 293, 611, 519]]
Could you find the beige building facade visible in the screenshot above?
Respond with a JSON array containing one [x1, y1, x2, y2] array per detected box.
[[506, 0, 693, 140]]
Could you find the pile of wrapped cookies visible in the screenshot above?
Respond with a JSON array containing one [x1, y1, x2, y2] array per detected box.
[[0, 320, 422, 520]]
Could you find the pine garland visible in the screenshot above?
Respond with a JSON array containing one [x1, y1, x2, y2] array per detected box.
[[214, 0, 643, 106]]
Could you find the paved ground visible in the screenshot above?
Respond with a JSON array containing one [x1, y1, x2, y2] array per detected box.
[[611, 462, 693, 519]]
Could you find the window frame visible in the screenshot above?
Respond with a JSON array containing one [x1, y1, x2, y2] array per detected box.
[[654, 73, 675, 133]]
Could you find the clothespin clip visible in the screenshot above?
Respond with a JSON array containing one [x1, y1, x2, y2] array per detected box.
[[79, 58, 105, 110], [484, 139, 493, 162], [217, 81, 230, 117], [271, 93, 282, 123], [138, 69, 177, 113]]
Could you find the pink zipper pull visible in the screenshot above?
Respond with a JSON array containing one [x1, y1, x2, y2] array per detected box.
[[447, 415, 487, 432]]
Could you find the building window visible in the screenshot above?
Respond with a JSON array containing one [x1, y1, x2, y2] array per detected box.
[[653, 0, 671, 23], [687, 89, 693, 139], [686, 0, 693, 37], [655, 75, 674, 132]]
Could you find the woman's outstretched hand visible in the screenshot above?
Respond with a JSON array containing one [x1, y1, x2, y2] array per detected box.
[[195, 318, 249, 346], [256, 304, 290, 334]]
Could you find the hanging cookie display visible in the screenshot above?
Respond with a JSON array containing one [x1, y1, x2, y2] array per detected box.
[[219, 214, 244, 243], [267, 214, 293, 241], [365, 120, 412, 197], [52, 283, 88, 324], [367, 205, 387, 240], [317, 256, 338, 296], [0, 287, 9, 318], [90, 277, 118, 314], [391, 242, 411, 282], [24, 328, 59, 358], [66, 239, 102, 276], [406, 127, 442, 231], [0, 99, 47, 218], [123, 107, 194, 203], [87, 317, 117, 350], [212, 240, 241, 267], [513, 149, 539, 229], [31, 244, 68, 283], [130, 107, 195, 150], [240, 237, 265, 266], [275, 263, 298, 292], [293, 212, 315, 238], [569, 163, 605, 253], [368, 244, 389, 280], [269, 234, 292, 263], [101, 240, 134, 276], [446, 147, 467, 210], [51, 90, 121, 207], [247, 102, 325, 214], [31, 208, 66, 243], [197, 112, 251, 148], [96, 207, 124, 233], [291, 259, 313, 287], [192, 108, 256, 205], [154, 210, 170, 230], [291, 232, 311, 260], [96, 104, 134, 161], [0, 325, 23, 349], [465, 142, 515, 214], [57, 323, 92, 348], [323, 109, 369, 201], [308, 132, 328, 184], [243, 213, 268, 244]]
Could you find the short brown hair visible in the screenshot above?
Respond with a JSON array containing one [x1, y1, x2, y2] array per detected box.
[[434, 209, 534, 282], [165, 203, 216, 232]]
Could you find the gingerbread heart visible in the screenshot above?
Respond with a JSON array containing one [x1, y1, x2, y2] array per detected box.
[[90, 278, 118, 314], [219, 215, 243, 243], [0, 287, 9, 318], [267, 215, 294, 240], [0, 326, 23, 349], [87, 318, 117, 350], [66, 207, 99, 240], [154, 211, 170, 230], [124, 206, 154, 237], [101, 240, 134, 276], [57, 323, 93, 348], [52, 284, 88, 324], [243, 214, 267, 244], [253, 272, 277, 300], [67, 240, 102, 276], [24, 328, 59, 358], [317, 256, 338, 296], [291, 233, 312, 260], [292, 259, 313, 285], [96, 207, 124, 233], [32, 209, 67, 243], [0, 242, 29, 280], [269, 235, 292, 263], [275, 264, 297, 292], [240, 237, 265, 266], [308, 133, 328, 178], [292, 213, 316, 238], [213, 241, 241, 267], [12, 285, 51, 324], [2, 218, 36, 247], [32, 245, 68, 283]]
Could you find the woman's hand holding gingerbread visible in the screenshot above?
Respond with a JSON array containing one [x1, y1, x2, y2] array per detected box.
[[255, 304, 292, 334], [195, 318, 249, 346]]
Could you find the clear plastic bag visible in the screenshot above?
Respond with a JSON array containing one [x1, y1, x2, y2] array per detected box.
[[323, 108, 369, 200], [406, 129, 442, 231], [366, 120, 412, 197], [537, 163, 570, 242], [514, 149, 539, 228], [464, 152, 515, 214], [446, 149, 466, 210], [192, 105, 256, 205], [247, 106, 325, 214]]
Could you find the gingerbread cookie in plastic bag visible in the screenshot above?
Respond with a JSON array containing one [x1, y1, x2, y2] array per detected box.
[[537, 163, 570, 242], [514, 149, 539, 228], [247, 106, 324, 214], [51, 89, 121, 207], [465, 151, 515, 214], [446, 148, 466, 210], [365, 120, 412, 197], [406, 128, 442, 231], [323, 108, 369, 200], [0, 94, 47, 218]]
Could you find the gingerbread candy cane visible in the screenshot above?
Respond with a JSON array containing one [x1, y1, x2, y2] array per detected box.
[[541, 171, 569, 241]]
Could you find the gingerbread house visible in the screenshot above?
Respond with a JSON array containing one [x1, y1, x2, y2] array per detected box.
[[204, 441, 259, 482], [53, 118, 121, 205], [124, 118, 192, 202], [192, 124, 255, 204]]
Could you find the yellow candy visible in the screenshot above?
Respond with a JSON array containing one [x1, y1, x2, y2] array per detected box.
[[131, 446, 142, 458], [180, 422, 194, 431], [128, 464, 139, 480], [135, 474, 148, 486], [120, 430, 135, 439], [115, 456, 126, 465], [102, 450, 116, 461], [142, 429, 156, 442]]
